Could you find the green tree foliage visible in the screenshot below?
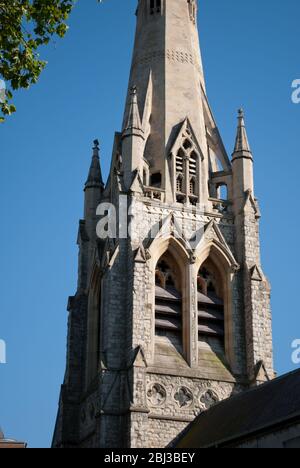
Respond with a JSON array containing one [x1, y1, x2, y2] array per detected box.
[[0, 0, 103, 122]]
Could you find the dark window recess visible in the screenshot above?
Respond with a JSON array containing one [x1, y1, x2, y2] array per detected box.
[[143, 170, 148, 186], [189, 177, 196, 195], [155, 259, 182, 339], [176, 175, 183, 193], [150, 172, 162, 188], [150, 0, 161, 14], [197, 267, 224, 346]]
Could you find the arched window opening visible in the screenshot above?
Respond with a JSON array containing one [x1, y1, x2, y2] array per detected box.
[[150, 172, 162, 188], [174, 130, 199, 205], [217, 184, 228, 201], [155, 254, 183, 352], [150, 0, 155, 14], [208, 146, 224, 173], [183, 139, 192, 151], [197, 261, 224, 355], [156, 0, 161, 12]]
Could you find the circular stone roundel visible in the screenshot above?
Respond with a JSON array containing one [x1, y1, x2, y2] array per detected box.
[[147, 383, 167, 406], [174, 387, 193, 408]]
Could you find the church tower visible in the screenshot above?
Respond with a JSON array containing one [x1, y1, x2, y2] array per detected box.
[[53, 0, 274, 448]]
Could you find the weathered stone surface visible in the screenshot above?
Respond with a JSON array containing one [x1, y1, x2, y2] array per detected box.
[[52, 0, 274, 449]]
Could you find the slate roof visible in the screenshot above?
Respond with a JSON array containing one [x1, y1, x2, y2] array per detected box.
[[175, 369, 300, 448]]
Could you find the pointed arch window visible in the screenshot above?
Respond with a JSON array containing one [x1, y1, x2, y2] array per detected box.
[[217, 183, 228, 201], [155, 255, 182, 350], [183, 139, 192, 151], [175, 130, 199, 205], [197, 262, 225, 354]]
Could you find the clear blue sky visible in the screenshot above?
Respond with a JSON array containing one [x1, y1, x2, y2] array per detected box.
[[0, 0, 299, 448]]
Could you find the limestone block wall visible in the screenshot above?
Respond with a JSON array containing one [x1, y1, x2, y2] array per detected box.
[[241, 208, 274, 379]]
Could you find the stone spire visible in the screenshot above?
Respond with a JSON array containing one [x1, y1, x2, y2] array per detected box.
[[84, 140, 104, 238], [232, 109, 252, 158], [85, 139, 104, 190], [53, 1, 274, 449], [122, 0, 208, 198]]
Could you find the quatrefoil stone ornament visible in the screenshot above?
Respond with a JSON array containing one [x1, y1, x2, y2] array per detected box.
[[200, 390, 219, 410], [147, 384, 167, 407], [174, 387, 193, 408]]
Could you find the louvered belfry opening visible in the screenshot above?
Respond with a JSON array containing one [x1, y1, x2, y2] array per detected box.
[[197, 261, 225, 353], [155, 253, 183, 348]]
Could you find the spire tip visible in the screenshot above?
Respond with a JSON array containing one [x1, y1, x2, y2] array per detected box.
[[233, 108, 252, 156], [238, 108, 244, 119], [93, 139, 100, 149]]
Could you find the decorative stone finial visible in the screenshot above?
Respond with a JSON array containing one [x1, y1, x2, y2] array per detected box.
[[232, 108, 252, 156], [85, 138, 104, 189]]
